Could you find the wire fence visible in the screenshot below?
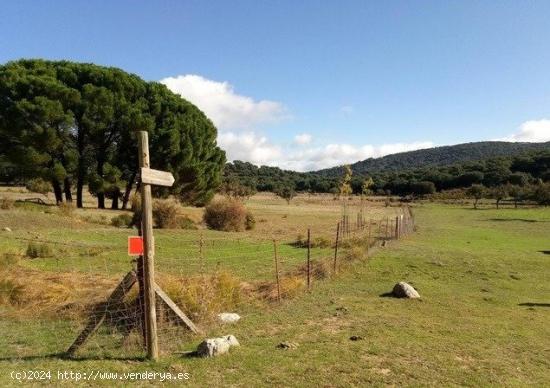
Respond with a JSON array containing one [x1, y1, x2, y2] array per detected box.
[[0, 205, 415, 359]]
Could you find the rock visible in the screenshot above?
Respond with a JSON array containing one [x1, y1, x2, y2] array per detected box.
[[392, 282, 420, 299], [218, 312, 241, 323], [2, 227, 12, 232], [196, 335, 239, 357], [277, 341, 298, 350], [349, 335, 363, 341]]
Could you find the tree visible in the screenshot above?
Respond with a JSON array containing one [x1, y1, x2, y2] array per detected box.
[[507, 185, 524, 209], [531, 182, 550, 205], [490, 185, 508, 209], [219, 176, 256, 200], [339, 165, 353, 198], [361, 177, 374, 196], [275, 185, 296, 204], [466, 184, 485, 209], [410, 181, 436, 197], [0, 59, 225, 208]]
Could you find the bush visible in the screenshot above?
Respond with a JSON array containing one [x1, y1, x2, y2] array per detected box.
[[25, 178, 51, 195], [26, 242, 53, 258], [57, 202, 75, 217], [176, 215, 198, 230], [111, 213, 133, 228], [132, 196, 196, 229], [204, 198, 252, 232], [0, 197, 15, 210], [245, 211, 255, 230]]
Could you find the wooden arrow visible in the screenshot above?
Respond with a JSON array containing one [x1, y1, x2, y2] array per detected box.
[[141, 167, 175, 187]]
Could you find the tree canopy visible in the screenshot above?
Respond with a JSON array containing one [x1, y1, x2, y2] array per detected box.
[[0, 59, 225, 208]]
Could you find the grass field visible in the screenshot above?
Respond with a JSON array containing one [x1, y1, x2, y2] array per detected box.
[[0, 192, 549, 386]]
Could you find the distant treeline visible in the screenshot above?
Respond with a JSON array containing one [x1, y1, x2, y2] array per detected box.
[[224, 149, 550, 198]]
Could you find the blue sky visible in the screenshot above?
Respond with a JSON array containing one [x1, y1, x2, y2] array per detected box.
[[1, 0, 549, 170]]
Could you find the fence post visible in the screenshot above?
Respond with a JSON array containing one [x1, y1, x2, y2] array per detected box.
[[367, 219, 372, 256], [137, 131, 159, 361], [395, 216, 399, 239], [307, 228, 311, 290], [333, 223, 340, 275], [273, 239, 281, 302]]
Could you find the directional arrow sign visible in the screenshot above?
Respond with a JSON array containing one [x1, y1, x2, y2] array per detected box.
[[141, 167, 175, 187]]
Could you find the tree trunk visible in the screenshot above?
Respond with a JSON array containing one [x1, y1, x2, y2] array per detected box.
[[122, 172, 136, 210], [98, 193, 105, 209], [111, 188, 120, 210], [77, 175, 84, 208], [52, 180, 63, 204], [97, 154, 105, 209], [496, 200, 500, 209], [474, 199, 478, 209], [63, 177, 73, 202]]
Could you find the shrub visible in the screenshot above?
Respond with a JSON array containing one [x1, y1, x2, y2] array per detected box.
[[176, 215, 198, 230], [57, 202, 75, 217], [111, 213, 133, 228], [0, 197, 15, 210], [245, 211, 255, 230], [203, 198, 252, 232], [152, 198, 180, 228], [26, 242, 53, 258], [132, 196, 195, 229], [25, 178, 51, 195], [293, 235, 332, 248]]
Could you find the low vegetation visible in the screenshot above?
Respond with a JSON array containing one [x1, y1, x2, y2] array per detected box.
[[204, 198, 255, 232], [25, 242, 53, 258]]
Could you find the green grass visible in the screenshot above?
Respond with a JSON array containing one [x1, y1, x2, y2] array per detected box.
[[0, 208, 336, 281], [0, 203, 549, 386]]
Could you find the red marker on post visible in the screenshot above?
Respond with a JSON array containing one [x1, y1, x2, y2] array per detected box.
[[128, 236, 144, 256]]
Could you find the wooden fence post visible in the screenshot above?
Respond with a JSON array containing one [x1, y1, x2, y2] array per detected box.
[[367, 219, 372, 256], [333, 223, 340, 274], [137, 131, 159, 361], [395, 216, 399, 239], [273, 239, 281, 302], [307, 228, 311, 290]]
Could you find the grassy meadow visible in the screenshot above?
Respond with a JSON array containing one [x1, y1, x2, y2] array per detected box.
[[0, 187, 549, 386]]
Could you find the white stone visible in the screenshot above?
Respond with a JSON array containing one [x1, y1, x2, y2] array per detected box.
[[217, 312, 241, 323], [392, 282, 420, 299], [196, 335, 240, 357], [2, 227, 12, 232]]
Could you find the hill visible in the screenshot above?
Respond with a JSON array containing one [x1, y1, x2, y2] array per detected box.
[[224, 141, 550, 196], [316, 141, 550, 177]]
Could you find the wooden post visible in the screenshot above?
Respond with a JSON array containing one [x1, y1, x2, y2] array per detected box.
[[367, 219, 372, 256], [307, 228, 311, 290], [273, 239, 281, 302], [138, 131, 159, 361], [333, 223, 340, 274], [395, 216, 399, 240], [385, 216, 389, 239]]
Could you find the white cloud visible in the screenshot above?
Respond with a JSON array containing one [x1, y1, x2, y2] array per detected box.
[[500, 119, 550, 142], [294, 133, 312, 145], [160, 74, 287, 130], [217, 131, 282, 166], [159, 73, 434, 171], [278, 141, 435, 171]]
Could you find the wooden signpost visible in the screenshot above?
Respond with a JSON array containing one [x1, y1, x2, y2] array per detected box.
[[67, 131, 199, 361]]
